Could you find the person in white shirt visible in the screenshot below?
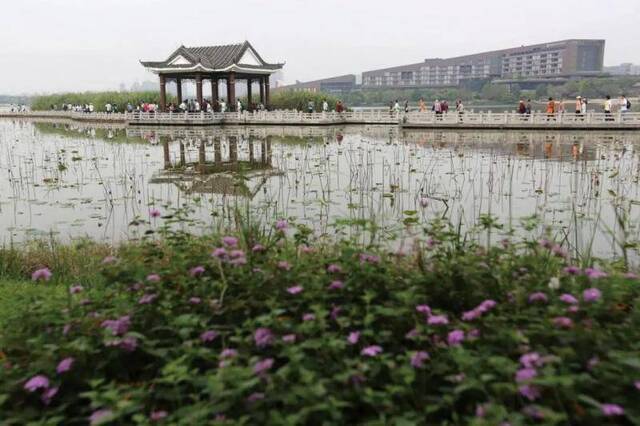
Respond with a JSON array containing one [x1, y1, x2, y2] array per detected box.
[[322, 99, 329, 112], [620, 95, 629, 113], [220, 100, 227, 113], [237, 100, 242, 113], [195, 101, 201, 112], [89, 104, 94, 113], [604, 95, 613, 121]]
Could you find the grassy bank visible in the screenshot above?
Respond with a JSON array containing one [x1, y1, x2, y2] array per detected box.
[[0, 215, 639, 425], [31, 91, 175, 113]]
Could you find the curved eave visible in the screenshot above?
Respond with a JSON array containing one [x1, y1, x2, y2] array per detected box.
[[142, 62, 284, 75]]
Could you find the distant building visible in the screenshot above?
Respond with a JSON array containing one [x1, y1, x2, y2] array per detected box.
[[604, 63, 640, 76], [276, 74, 357, 93], [362, 39, 605, 89]]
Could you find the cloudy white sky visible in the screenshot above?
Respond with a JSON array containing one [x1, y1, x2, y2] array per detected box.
[[0, 0, 638, 95]]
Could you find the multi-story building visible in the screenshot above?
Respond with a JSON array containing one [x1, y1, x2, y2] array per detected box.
[[274, 74, 357, 93], [362, 39, 605, 89], [604, 63, 640, 76]]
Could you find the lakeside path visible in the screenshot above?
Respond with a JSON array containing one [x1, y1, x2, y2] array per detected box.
[[2, 110, 640, 130]]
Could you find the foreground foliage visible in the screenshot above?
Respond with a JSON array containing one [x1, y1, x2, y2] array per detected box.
[[31, 91, 174, 113], [1, 218, 640, 425]]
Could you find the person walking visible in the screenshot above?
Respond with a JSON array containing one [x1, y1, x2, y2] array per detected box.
[[526, 99, 532, 115], [322, 99, 329, 113], [393, 100, 400, 114], [546, 97, 555, 121], [518, 100, 527, 114], [620, 94, 629, 113], [575, 96, 582, 114], [604, 95, 613, 121], [404, 100, 409, 113], [418, 97, 426, 112], [433, 99, 442, 120]]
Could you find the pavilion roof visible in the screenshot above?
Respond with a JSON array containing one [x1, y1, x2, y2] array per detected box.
[[140, 41, 284, 74]]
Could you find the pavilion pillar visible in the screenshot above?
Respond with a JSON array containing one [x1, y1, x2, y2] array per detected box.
[[211, 77, 219, 103], [259, 76, 265, 105], [247, 79, 252, 107], [264, 76, 270, 109], [196, 75, 203, 106], [227, 72, 236, 111], [159, 75, 167, 112], [176, 78, 183, 105]]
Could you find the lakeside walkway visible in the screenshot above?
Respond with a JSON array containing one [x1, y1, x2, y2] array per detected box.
[[2, 110, 640, 130]]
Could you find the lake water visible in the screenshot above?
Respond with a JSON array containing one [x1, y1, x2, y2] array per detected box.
[[1, 118, 639, 262]]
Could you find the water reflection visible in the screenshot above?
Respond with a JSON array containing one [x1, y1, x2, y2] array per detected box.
[[1, 118, 639, 263]]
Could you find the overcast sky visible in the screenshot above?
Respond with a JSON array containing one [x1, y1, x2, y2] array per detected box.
[[0, 0, 638, 95]]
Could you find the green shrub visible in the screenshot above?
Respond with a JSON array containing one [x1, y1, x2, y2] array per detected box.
[[0, 214, 639, 424], [31, 91, 176, 113]]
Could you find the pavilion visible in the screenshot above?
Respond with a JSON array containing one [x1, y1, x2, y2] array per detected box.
[[140, 41, 284, 111]]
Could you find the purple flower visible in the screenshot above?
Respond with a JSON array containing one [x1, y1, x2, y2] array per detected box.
[[553, 316, 573, 328], [551, 244, 567, 258], [328, 280, 344, 290], [211, 247, 227, 258], [254, 328, 274, 348], [275, 219, 288, 231], [56, 357, 74, 374], [146, 274, 161, 283], [119, 336, 138, 352], [282, 334, 296, 343], [520, 352, 543, 368], [24, 375, 49, 392], [359, 253, 380, 264], [411, 351, 430, 368], [200, 330, 219, 343], [32, 267, 52, 281], [427, 314, 449, 325], [149, 208, 161, 218], [528, 292, 548, 303], [330, 305, 341, 320], [102, 256, 117, 264], [519, 384, 541, 401], [361, 345, 383, 357], [222, 236, 238, 247], [287, 285, 303, 295], [327, 264, 342, 273], [559, 293, 578, 304], [302, 313, 316, 321], [462, 300, 496, 321], [419, 197, 429, 208], [220, 348, 238, 358], [41, 386, 58, 405], [189, 266, 205, 277], [300, 245, 315, 254], [405, 328, 419, 339], [416, 304, 432, 315], [585, 267, 607, 279], [583, 288, 602, 303], [138, 293, 157, 305], [101, 315, 131, 336], [229, 249, 245, 259], [69, 285, 83, 294], [522, 405, 544, 419], [253, 358, 274, 375], [601, 403, 624, 416], [563, 265, 582, 275], [229, 257, 247, 266], [624, 272, 638, 280], [90, 409, 114, 425], [515, 368, 537, 382], [150, 411, 168, 421], [447, 330, 465, 346], [247, 392, 265, 403], [277, 260, 291, 271], [634, 380, 640, 390], [189, 297, 202, 305], [347, 331, 360, 344], [252, 244, 265, 253]]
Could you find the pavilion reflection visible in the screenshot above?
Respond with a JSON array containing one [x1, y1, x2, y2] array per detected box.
[[151, 134, 280, 198]]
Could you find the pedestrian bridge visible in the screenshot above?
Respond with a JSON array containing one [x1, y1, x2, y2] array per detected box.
[[2, 110, 640, 130]]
